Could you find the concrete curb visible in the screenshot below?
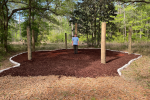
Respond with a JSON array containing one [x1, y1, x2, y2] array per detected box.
[[0, 48, 142, 76]]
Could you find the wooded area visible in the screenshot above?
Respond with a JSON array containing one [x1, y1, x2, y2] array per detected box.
[[1, 1, 150, 99], [1, 0, 150, 53]]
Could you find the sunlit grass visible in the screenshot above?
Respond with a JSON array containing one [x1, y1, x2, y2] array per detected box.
[[121, 55, 150, 89], [105, 42, 150, 89]]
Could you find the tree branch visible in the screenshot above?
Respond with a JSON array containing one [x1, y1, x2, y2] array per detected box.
[[119, 0, 150, 4], [8, 7, 59, 21], [1, 0, 8, 9], [9, 1, 28, 5]]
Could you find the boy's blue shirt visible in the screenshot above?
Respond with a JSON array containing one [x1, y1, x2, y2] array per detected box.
[[72, 37, 79, 45]]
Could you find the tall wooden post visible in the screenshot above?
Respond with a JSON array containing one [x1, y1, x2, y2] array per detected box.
[[75, 23, 77, 35], [65, 33, 67, 50], [101, 22, 106, 64], [128, 27, 132, 54], [27, 26, 32, 60]]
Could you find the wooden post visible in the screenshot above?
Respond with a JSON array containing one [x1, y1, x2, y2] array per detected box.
[[75, 23, 77, 35], [128, 27, 132, 54], [65, 33, 67, 50], [27, 26, 32, 60], [101, 22, 106, 64]]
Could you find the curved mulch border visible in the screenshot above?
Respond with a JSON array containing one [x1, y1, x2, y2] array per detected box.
[[106, 49, 142, 76], [0, 48, 142, 78]]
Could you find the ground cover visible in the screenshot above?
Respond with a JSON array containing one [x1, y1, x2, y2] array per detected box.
[[0, 43, 150, 99], [0, 49, 139, 77]]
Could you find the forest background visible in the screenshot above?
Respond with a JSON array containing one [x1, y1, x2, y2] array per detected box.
[[1, 0, 150, 53]]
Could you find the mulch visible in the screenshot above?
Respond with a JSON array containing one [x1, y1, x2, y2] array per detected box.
[[0, 49, 140, 78]]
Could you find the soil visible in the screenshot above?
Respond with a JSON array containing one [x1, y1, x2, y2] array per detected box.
[[0, 49, 140, 78]]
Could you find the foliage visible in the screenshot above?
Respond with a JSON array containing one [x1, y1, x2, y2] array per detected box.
[[111, 2, 150, 43], [70, 0, 117, 46], [1, 0, 150, 52], [0, 0, 77, 52]]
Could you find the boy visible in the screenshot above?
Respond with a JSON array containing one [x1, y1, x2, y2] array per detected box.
[[72, 34, 79, 54]]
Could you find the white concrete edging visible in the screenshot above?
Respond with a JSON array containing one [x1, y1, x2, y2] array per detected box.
[[117, 54, 142, 76], [0, 48, 142, 76], [0, 52, 26, 73]]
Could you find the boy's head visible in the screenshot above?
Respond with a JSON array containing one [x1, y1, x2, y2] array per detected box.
[[74, 34, 77, 37]]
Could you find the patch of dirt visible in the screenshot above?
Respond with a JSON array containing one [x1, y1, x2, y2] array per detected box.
[[0, 49, 140, 77]]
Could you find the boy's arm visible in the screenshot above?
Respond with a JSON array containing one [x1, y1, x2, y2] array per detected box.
[[78, 41, 79, 45]]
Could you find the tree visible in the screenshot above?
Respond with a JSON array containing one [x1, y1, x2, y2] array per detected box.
[[70, 0, 117, 46], [0, 0, 68, 52], [117, 0, 150, 4], [111, 1, 150, 42]]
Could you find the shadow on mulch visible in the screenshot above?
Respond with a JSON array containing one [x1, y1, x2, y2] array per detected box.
[[0, 49, 140, 78]]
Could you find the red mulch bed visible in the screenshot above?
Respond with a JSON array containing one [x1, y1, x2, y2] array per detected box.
[[0, 49, 140, 78]]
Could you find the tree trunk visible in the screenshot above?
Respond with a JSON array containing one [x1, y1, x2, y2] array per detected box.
[[147, 21, 149, 38], [75, 23, 77, 35], [149, 21, 150, 38], [92, 32, 94, 46], [140, 29, 142, 39], [123, 4, 126, 38], [32, 29, 35, 51], [71, 23, 73, 37], [0, 15, 4, 44], [19, 14, 22, 40], [86, 24, 88, 46], [87, 31, 88, 47], [71, 8, 74, 37], [94, 3, 97, 46], [35, 20, 40, 43], [97, 21, 100, 47], [3, 4, 9, 52], [140, 11, 142, 39], [27, 0, 32, 60], [1, 34, 3, 44], [91, 21, 94, 46], [87, 15, 89, 47], [123, 29, 125, 40], [15, 23, 17, 39], [29, 0, 31, 30], [32, 12, 35, 52], [4, 28, 8, 52]]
